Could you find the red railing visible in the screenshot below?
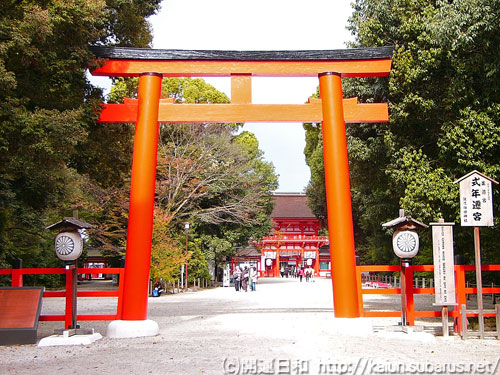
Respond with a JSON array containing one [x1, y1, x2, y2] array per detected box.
[[2, 264, 499, 332], [356, 264, 500, 333], [0, 267, 124, 329]]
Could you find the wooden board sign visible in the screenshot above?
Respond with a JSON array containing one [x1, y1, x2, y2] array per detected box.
[[430, 224, 456, 306], [0, 287, 44, 345], [455, 171, 497, 227]]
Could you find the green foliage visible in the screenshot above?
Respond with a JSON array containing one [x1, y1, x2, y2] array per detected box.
[[386, 148, 457, 222], [198, 235, 233, 277], [108, 77, 140, 102], [439, 106, 500, 177], [107, 74, 279, 282], [109, 76, 230, 104], [156, 124, 276, 225], [162, 77, 230, 104], [304, 0, 500, 265], [0, 0, 160, 273], [186, 243, 211, 282], [150, 208, 188, 283], [0, 1, 254, 289], [303, 123, 327, 225], [153, 123, 277, 279]]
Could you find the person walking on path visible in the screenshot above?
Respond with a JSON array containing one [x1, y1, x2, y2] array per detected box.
[[233, 267, 242, 291], [241, 266, 249, 292], [280, 266, 284, 278], [298, 267, 304, 282], [249, 266, 258, 291], [307, 266, 315, 282]]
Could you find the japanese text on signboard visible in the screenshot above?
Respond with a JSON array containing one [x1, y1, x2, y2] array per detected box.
[[432, 224, 456, 305], [459, 174, 494, 227]]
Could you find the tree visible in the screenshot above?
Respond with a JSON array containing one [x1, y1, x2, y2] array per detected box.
[[98, 76, 279, 281], [154, 124, 278, 279], [0, 1, 161, 270], [156, 124, 276, 226], [108, 77, 231, 105], [304, 0, 500, 265], [107, 76, 278, 280], [303, 122, 327, 226], [150, 208, 189, 283]]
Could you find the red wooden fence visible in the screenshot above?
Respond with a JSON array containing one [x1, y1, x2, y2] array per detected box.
[[0, 267, 124, 329], [1, 264, 499, 333], [356, 264, 500, 333]]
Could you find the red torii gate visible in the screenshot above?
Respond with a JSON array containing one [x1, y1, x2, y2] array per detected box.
[[90, 46, 392, 337]]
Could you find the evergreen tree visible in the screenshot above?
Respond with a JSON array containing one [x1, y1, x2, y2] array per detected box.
[[0, 1, 161, 270], [304, 0, 500, 267]]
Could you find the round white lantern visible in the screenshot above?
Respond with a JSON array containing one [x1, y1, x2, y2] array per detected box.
[[392, 230, 419, 259], [265, 258, 272, 266], [55, 231, 83, 261], [306, 258, 313, 266]]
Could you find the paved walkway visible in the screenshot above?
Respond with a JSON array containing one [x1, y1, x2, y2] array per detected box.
[[1, 277, 500, 375]]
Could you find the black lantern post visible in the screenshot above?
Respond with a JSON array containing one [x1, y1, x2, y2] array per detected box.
[[46, 215, 93, 333], [382, 209, 428, 326]]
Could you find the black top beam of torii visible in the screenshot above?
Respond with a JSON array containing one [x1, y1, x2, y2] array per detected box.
[[89, 46, 394, 123], [90, 45, 394, 61]]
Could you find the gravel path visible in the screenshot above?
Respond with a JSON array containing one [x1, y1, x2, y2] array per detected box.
[[1, 277, 499, 375]]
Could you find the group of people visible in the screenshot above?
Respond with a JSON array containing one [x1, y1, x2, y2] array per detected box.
[[281, 265, 315, 282], [152, 280, 164, 297], [232, 265, 258, 292]]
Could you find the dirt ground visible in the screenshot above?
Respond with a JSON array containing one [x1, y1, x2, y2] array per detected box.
[[1, 277, 499, 375]]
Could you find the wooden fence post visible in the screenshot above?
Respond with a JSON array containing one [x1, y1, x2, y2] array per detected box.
[[495, 304, 500, 340], [405, 263, 415, 326], [64, 264, 75, 329], [461, 304, 467, 339], [11, 258, 23, 287], [455, 265, 467, 334], [355, 266, 365, 316], [116, 268, 124, 320]]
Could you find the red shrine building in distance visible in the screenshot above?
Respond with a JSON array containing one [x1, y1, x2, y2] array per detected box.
[[232, 193, 330, 277]]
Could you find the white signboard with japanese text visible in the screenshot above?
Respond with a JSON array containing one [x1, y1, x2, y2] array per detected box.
[[264, 251, 276, 259], [303, 251, 317, 259], [431, 223, 456, 305], [459, 173, 494, 226]]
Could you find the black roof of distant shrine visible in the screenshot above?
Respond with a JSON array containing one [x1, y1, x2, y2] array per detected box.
[[90, 46, 394, 61]]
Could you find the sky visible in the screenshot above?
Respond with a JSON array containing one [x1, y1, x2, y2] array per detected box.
[[92, 0, 354, 192]]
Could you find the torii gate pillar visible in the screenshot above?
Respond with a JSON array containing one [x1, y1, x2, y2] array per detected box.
[[107, 72, 163, 338], [319, 72, 360, 318]]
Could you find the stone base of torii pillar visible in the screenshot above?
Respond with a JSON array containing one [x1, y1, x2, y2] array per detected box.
[[106, 319, 159, 339]]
